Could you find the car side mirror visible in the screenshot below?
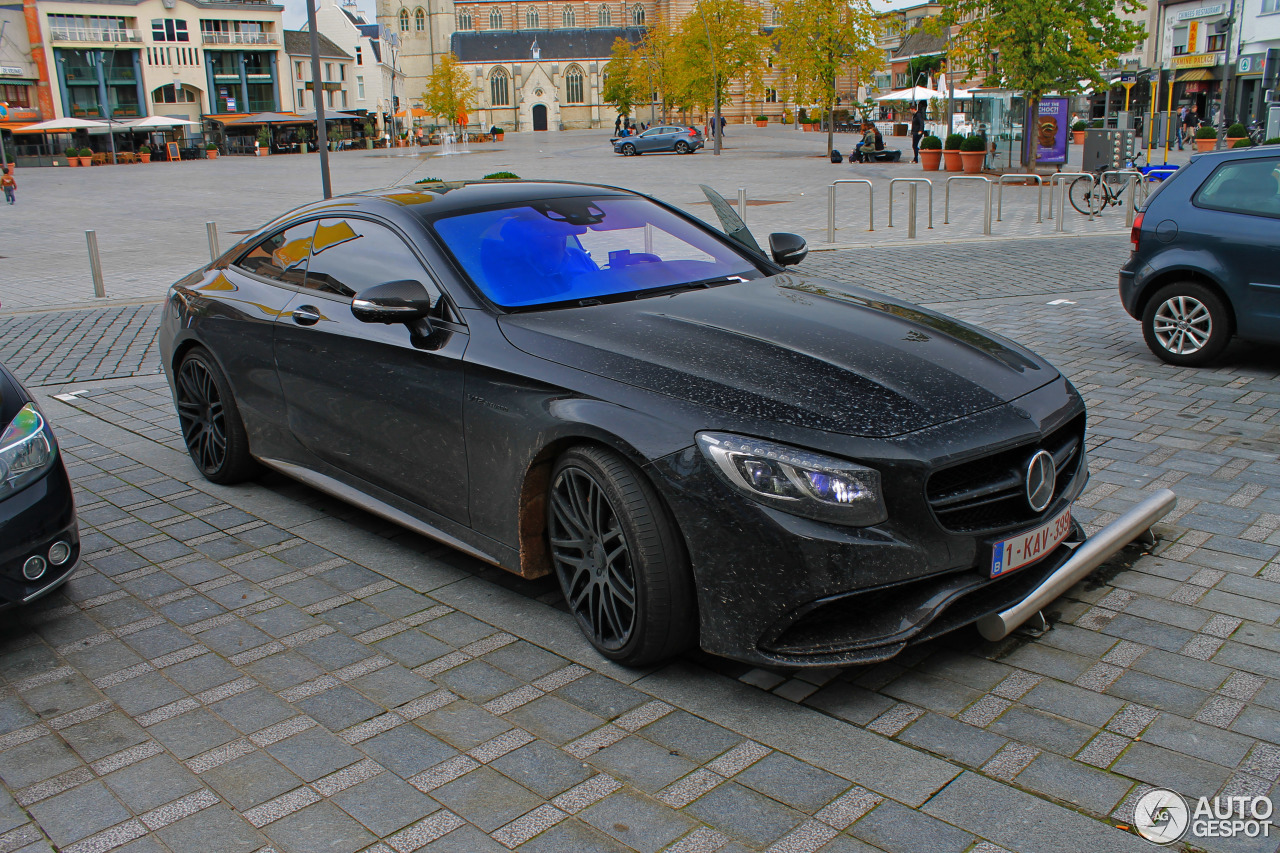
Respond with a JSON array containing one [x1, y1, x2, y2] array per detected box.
[[769, 233, 808, 266], [352, 280, 433, 324]]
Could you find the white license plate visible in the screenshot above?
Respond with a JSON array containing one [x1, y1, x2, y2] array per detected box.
[[990, 508, 1072, 578]]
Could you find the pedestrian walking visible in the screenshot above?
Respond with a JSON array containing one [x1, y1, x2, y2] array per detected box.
[[1, 169, 14, 206], [1177, 105, 1188, 150], [910, 101, 926, 163], [614, 115, 622, 135], [1181, 106, 1196, 150], [719, 115, 726, 136]]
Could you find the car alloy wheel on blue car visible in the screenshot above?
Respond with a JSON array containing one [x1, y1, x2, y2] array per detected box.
[[160, 179, 1171, 667]]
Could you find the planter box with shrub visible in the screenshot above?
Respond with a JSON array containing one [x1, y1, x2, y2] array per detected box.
[[754, 115, 768, 127], [943, 133, 965, 171], [919, 134, 942, 170], [1195, 125, 1218, 151], [959, 134, 986, 173]]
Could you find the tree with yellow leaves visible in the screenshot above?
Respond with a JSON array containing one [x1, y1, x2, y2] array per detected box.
[[422, 53, 477, 135], [602, 38, 644, 120], [676, 0, 768, 153]]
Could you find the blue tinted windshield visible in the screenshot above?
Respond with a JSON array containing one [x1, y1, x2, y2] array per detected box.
[[431, 196, 760, 307]]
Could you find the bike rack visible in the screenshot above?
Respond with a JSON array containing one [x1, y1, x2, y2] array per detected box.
[[827, 179, 874, 242], [888, 178, 933, 231], [1048, 172, 1094, 231], [1101, 169, 1143, 228], [944, 176, 993, 235], [995, 174, 1043, 223]]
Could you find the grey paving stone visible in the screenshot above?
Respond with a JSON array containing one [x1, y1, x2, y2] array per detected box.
[[588, 735, 697, 794], [105, 670, 189, 716], [1106, 670, 1211, 717], [481, 640, 568, 681], [321, 600, 395, 637], [266, 726, 364, 782], [803, 682, 897, 726], [914, 651, 1012, 692], [418, 701, 513, 751], [505, 695, 606, 746], [685, 781, 804, 847], [1021, 679, 1126, 727], [28, 780, 131, 847], [64, 639, 145, 680], [242, 650, 326, 692], [734, 751, 850, 813], [637, 709, 743, 764], [580, 788, 697, 853], [436, 659, 524, 704], [296, 632, 372, 671], [246, 603, 320, 639], [898, 712, 1007, 767], [1129, 648, 1231, 691], [374, 629, 455, 669], [848, 799, 974, 853], [431, 765, 542, 831], [201, 749, 306, 811], [1014, 752, 1133, 815], [162, 653, 242, 694], [156, 804, 264, 853], [1230, 705, 1280, 742], [515, 817, 633, 853], [882, 671, 983, 716], [1111, 742, 1233, 801], [295, 685, 383, 733], [199, 619, 274, 657], [358, 723, 457, 779], [0, 735, 86, 789], [489, 740, 593, 799], [1001, 643, 1094, 682], [423, 824, 511, 852], [331, 771, 437, 835], [148, 709, 238, 759], [211, 688, 298, 734], [555, 673, 648, 720], [987, 705, 1095, 756], [103, 753, 202, 813], [1141, 712, 1254, 767], [419, 610, 498, 647], [347, 664, 434, 708], [159, 594, 227, 626]]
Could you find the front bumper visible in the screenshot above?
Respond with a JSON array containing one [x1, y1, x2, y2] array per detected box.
[[0, 459, 80, 610], [647, 378, 1095, 668]]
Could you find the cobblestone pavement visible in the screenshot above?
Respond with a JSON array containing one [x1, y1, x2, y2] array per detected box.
[[1, 126, 1181, 312], [2, 237, 1278, 853], [0, 306, 162, 386]]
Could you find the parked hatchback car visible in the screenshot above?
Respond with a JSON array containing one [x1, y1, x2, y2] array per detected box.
[[1120, 146, 1280, 365], [612, 126, 703, 155], [161, 180, 1104, 669], [0, 360, 79, 610]]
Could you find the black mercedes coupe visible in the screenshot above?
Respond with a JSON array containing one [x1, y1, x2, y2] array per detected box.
[[159, 180, 1094, 668]]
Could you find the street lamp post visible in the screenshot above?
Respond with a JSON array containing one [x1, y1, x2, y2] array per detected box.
[[1215, 0, 1236, 148], [305, 0, 332, 198]]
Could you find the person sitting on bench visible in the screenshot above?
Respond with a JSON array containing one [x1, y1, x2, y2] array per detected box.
[[853, 123, 875, 162]]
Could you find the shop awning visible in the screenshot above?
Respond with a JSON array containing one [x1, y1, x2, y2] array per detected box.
[[13, 117, 106, 132], [394, 107, 430, 118], [0, 122, 38, 131], [1177, 69, 1217, 82]]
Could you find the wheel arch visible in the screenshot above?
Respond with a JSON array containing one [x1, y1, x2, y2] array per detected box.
[[1136, 269, 1237, 336]]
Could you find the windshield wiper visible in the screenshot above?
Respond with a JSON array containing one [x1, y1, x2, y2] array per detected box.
[[630, 275, 749, 300]]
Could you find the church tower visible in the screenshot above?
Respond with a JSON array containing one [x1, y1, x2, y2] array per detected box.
[[376, 0, 456, 112]]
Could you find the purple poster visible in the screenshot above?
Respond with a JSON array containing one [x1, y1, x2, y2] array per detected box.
[[1025, 97, 1069, 164]]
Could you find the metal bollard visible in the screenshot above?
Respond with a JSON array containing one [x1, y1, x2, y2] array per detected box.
[[1101, 169, 1142, 229], [995, 174, 1043, 223], [737, 187, 746, 224], [943, 175, 992, 234], [206, 221, 220, 261], [1049, 172, 1093, 229], [827, 179, 875, 242], [1126, 178, 1137, 228], [86, 230, 106, 299], [907, 184, 917, 239], [887, 178, 933, 229]]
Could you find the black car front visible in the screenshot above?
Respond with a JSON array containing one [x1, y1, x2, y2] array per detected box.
[[0, 363, 79, 610]]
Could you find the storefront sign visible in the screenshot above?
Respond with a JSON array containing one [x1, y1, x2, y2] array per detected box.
[[1173, 53, 1218, 69], [1026, 97, 1068, 165], [1177, 4, 1224, 20], [0, 66, 23, 76], [1187, 21, 1200, 54], [1238, 53, 1266, 74]]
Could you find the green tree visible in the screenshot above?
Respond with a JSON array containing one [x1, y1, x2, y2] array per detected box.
[[776, 0, 882, 156], [677, 0, 768, 152], [602, 37, 644, 119], [422, 52, 477, 134], [638, 12, 684, 123], [946, 0, 1144, 171]]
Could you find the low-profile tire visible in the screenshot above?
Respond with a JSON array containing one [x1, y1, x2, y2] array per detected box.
[[547, 446, 695, 666], [674, 141, 690, 154], [1141, 281, 1231, 366], [174, 348, 260, 484], [621, 143, 637, 156]]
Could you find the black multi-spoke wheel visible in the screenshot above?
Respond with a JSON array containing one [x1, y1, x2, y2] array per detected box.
[[1141, 281, 1231, 367], [174, 349, 258, 484], [547, 447, 694, 666]]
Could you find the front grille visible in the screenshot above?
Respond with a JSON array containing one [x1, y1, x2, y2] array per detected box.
[[925, 415, 1085, 534]]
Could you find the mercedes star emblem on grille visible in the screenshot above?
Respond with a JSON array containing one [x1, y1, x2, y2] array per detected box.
[[1026, 450, 1056, 513]]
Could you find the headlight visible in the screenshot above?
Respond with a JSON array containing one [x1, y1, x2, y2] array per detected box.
[[696, 432, 887, 526], [0, 403, 57, 500]]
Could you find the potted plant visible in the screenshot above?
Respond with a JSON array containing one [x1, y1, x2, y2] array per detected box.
[[943, 133, 965, 171], [79, 148, 93, 167], [798, 108, 812, 131], [1195, 125, 1217, 152], [1232, 138, 1254, 148], [754, 114, 768, 127], [256, 126, 271, 155], [138, 145, 151, 163], [959, 134, 986, 173], [919, 134, 942, 170], [490, 125, 504, 141], [1071, 120, 1086, 145], [206, 141, 220, 159], [1089, 118, 1103, 128], [1225, 122, 1247, 148], [66, 147, 80, 167]]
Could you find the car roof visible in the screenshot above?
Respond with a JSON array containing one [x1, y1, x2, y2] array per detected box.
[[1189, 145, 1280, 164]]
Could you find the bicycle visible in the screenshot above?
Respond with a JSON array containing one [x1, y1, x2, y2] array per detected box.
[[1248, 119, 1266, 146], [1068, 165, 1149, 216]]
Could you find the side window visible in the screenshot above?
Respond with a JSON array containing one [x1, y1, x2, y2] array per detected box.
[[304, 218, 444, 306], [235, 221, 315, 285], [1194, 157, 1280, 219]]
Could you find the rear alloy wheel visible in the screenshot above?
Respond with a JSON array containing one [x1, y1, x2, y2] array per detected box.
[[621, 143, 637, 156], [1141, 281, 1231, 366], [547, 446, 694, 666], [674, 141, 690, 154], [175, 349, 259, 484]]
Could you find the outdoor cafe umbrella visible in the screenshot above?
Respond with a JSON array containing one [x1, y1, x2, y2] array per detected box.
[[294, 110, 361, 122], [874, 86, 944, 102], [12, 117, 107, 157], [124, 116, 202, 130]]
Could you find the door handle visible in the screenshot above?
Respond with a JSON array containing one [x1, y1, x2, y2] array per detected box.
[[292, 305, 321, 326]]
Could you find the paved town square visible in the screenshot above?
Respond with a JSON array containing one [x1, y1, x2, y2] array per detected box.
[[1, 125, 1278, 853]]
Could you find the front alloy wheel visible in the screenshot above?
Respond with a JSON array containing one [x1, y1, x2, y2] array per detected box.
[[175, 349, 259, 483], [621, 143, 637, 156], [547, 447, 694, 666], [1141, 282, 1231, 366]]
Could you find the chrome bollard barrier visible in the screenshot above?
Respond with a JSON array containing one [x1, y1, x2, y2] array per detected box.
[[907, 183, 918, 239], [827, 179, 875, 242], [86, 230, 106, 299], [737, 187, 747, 224], [995, 174, 1044, 223], [944, 176, 993, 235], [888, 178, 933, 229], [1101, 169, 1142, 229], [206, 221, 220, 262], [1048, 172, 1093, 229]]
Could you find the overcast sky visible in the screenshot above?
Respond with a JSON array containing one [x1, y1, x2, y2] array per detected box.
[[280, 0, 924, 35]]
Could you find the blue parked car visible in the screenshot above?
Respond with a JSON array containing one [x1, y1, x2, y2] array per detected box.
[[612, 125, 704, 156], [1120, 146, 1280, 365]]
